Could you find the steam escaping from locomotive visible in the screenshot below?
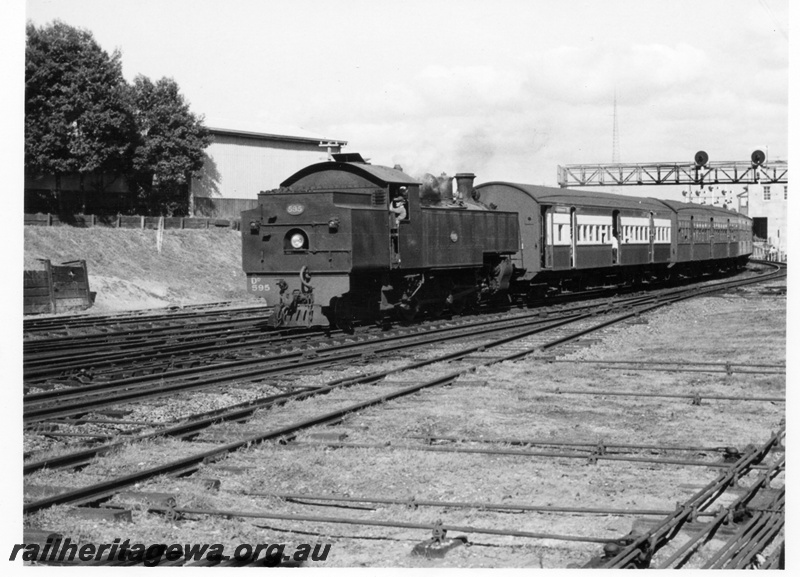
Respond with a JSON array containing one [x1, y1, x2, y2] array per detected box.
[[418, 172, 454, 204]]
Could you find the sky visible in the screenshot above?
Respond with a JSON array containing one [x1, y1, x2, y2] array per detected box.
[[15, 0, 790, 199]]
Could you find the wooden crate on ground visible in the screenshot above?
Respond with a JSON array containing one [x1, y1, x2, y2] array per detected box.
[[23, 260, 94, 315]]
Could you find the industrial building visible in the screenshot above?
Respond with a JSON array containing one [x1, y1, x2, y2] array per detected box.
[[742, 183, 788, 259], [191, 127, 347, 218]]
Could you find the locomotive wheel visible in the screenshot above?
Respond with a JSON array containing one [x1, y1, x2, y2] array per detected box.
[[449, 298, 466, 315], [398, 299, 420, 322], [332, 297, 355, 333], [426, 303, 444, 319]]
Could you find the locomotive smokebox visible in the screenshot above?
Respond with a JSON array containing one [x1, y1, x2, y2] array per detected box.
[[455, 173, 476, 200]]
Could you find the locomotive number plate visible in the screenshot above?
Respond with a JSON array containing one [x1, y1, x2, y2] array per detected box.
[[249, 277, 271, 292], [287, 203, 305, 215]]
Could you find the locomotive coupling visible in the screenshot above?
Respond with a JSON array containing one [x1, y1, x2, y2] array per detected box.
[[267, 267, 317, 328]]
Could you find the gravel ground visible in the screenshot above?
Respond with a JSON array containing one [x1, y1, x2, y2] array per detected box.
[[23, 279, 786, 568]]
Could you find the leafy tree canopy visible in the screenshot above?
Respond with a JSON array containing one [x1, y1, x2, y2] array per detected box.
[[25, 20, 211, 216], [25, 20, 136, 177], [130, 75, 211, 185]]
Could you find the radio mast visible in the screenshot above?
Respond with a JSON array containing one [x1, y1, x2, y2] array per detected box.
[[612, 90, 620, 164]]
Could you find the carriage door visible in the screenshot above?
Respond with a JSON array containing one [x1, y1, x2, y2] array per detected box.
[[541, 206, 552, 268], [726, 218, 731, 257], [570, 207, 577, 268], [612, 210, 620, 265], [709, 218, 715, 258], [648, 212, 655, 263]]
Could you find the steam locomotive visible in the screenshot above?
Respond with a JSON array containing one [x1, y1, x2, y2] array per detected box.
[[241, 153, 752, 329]]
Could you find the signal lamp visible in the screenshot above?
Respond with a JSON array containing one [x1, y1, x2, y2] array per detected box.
[[290, 233, 306, 249]]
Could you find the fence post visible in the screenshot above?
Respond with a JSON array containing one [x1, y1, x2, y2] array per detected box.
[[180, 217, 185, 230], [141, 215, 145, 229], [47, 213, 52, 227], [43, 259, 56, 314], [117, 214, 121, 228]]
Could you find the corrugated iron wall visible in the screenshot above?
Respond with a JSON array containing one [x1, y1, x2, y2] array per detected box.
[[194, 197, 258, 219], [193, 135, 338, 202]]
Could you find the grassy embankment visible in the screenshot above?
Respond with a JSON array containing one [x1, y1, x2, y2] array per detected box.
[[24, 227, 258, 313]]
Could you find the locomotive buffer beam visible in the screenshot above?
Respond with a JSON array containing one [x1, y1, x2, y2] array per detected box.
[[557, 161, 788, 187]]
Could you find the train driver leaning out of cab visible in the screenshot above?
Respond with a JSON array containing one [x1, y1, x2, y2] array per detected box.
[[611, 233, 619, 263], [390, 187, 408, 230]]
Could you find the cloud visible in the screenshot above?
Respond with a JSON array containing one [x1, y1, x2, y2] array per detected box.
[[249, 6, 786, 187]]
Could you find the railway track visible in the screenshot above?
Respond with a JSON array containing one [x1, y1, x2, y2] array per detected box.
[[21, 263, 785, 567], [22, 263, 778, 383], [26, 267, 776, 429], [23, 299, 266, 334]]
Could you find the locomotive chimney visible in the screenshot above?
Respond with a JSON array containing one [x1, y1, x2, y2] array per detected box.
[[455, 173, 476, 200]]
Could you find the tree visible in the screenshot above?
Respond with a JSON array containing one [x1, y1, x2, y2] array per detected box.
[[25, 20, 137, 211], [129, 75, 211, 216]]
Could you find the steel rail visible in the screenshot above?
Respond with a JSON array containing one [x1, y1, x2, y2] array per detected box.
[[23, 317, 286, 360], [606, 447, 776, 568], [23, 309, 591, 421], [718, 494, 784, 569], [23, 326, 322, 381], [292, 440, 774, 471], [546, 388, 784, 402], [406, 434, 777, 455], [540, 359, 784, 375], [249, 491, 719, 518], [22, 288, 636, 375], [23, 312, 593, 473], [704, 500, 783, 569], [24, 258, 779, 358], [729, 519, 784, 569], [23, 314, 278, 358], [23, 273, 783, 514], [23, 372, 481, 513], [21, 281, 621, 355], [23, 300, 662, 511], [600, 429, 783, 568], [704, 497, 783, 568], [540, 358, 784, 369], [24, 304, 587, 402], [162, 506, 612, 544], [24, 301, 562, 379], [22, 300, 263, 332], [762, 541, 784, 569], [655, 459, 784, 568]]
